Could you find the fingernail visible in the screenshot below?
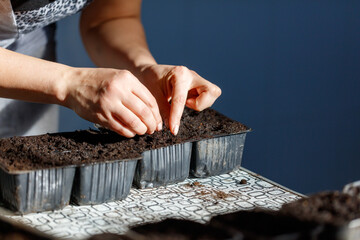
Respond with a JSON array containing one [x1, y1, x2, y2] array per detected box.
[[173, 125, 179, 136], [157, 123, 163, 131]]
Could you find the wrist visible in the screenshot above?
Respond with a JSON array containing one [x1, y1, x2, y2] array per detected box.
[[135, 63, 158, 83], [52, 66, 80, 107]]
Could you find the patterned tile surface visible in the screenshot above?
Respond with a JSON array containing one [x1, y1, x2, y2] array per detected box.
[[1, 168, 303, 240]]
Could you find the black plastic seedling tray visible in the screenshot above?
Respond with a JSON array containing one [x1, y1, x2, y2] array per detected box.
[[71, 157, 140, 205], [0, 166, 75, 214], [133, 130, 250, 189], [133, 142, 192, 189], [0, 108, 251, 211], [132, 108, 250, 188]]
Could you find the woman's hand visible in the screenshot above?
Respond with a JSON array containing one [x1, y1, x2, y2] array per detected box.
[[79, 1, 220, 136], [63, 67, 162, 138], [139, 64, 222, 135]]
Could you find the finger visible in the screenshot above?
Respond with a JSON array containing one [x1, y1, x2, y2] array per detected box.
[[186, 90, 217, 111], [187, 79, 222, 111], [132, 83, 163, 131], [96, 112, 137, 138], [106, 117, 137, 138], [111, 104, 148, 135], [154, 88, 171, 129], [122, 94, 157, 134], [168, 66, 192, 135]]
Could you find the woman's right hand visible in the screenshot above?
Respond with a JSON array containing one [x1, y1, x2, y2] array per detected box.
[[63, 67, 162, 137]]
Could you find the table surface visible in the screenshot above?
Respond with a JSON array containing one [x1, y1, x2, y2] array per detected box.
[[0, 167, 303, 240]]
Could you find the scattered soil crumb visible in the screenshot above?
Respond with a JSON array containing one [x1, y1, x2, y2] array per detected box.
[[192, 181, 204, 187], [239, 179, 247, 184], [195, 189, 234, 200], [184, 181, 204, 188], [213, 190, 231, 199], [199, 190, 211, 196]]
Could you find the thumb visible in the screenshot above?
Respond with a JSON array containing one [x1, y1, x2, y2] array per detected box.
[[186, 79, 221, 111]]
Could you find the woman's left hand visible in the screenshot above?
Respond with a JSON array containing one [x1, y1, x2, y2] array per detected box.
[[139, 64, 222, 135]]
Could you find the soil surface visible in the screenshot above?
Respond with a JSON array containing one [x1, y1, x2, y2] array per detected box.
[[279, 191, 360, 226], [0, 221, 51, 240], [0, 108, 248, 171], [210, 191, 360, 239], [88, 233, 133, 240], [210, 208, 317, 239], [130, 218, 232, 240]]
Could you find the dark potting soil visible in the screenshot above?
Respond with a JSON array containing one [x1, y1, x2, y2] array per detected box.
[[279, 191, 360, 226], [0, 108, 248, 171], [88, 233, 133, 240], [210, 208, 318, 239], [0, 220, 52, 240], [210, 191, 360, 239], [130, 218, 233, 240]]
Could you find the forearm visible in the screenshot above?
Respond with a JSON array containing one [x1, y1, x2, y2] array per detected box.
[[0, 47, 71, 105], [80, 8, 156, 79]]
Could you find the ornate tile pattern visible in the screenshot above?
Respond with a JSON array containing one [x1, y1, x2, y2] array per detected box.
[[2, 168, 303, 239]]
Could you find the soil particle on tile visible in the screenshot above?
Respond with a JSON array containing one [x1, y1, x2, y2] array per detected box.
[[239, 179, 247, 184], [213, 190, 231, 200]]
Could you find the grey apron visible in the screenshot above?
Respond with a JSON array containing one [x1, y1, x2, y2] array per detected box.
[[0, 0, 91, 138]]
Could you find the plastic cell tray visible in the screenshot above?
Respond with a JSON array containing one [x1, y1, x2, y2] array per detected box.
[[0, 109, 251, 210], [0, 166, 75, 214], [71, 158, 139, 205], [133, 142, 192, 189]]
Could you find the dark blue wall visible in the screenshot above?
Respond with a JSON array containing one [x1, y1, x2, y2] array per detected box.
[[56, 1, 360, 194]]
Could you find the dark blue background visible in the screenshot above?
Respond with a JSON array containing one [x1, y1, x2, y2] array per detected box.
[[56, 0, 360, 194]]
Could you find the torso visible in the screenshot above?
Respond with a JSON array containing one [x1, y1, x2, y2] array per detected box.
[[12, 0, 92, 35]]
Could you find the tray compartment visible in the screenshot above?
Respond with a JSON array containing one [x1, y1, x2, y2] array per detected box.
[[0, 166, 75, 214], [190, 132, 248, 178], [133, 142, 192, 189], [71, 158, 138, 205]]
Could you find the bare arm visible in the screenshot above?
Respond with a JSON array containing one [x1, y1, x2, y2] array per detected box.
[[0, 34, 162, 137], [80, 0, 155, 75], [80, 0, 221, 135], [0, 47, 69, 104]]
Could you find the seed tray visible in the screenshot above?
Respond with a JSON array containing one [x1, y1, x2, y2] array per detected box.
[[71, 158, 140, 205], [133, 142, 192, 189], [0, 166, 75, 214], [0, 108, 250, 211]]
